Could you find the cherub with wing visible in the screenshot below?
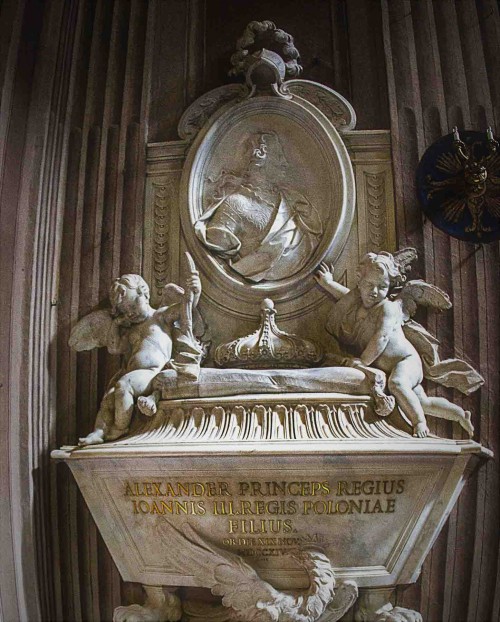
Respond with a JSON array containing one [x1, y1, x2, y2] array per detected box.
[[69, 259, 202, 446], [315, 249, 483, 438]]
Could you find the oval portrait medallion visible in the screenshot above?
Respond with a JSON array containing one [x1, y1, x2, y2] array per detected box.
[[180, 94, 355, 311]]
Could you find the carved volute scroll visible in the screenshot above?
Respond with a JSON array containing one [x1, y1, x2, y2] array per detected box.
[[286, 80, 356, 131], [178, 84, 247, 142]]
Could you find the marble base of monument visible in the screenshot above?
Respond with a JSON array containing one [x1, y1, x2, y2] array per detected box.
[[53, 392, 490, 622]]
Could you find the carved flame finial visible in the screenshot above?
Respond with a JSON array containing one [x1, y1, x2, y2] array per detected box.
[[229, 21, 302, 98], [214, 298, 323, 369], [229, 21, 302, 79]]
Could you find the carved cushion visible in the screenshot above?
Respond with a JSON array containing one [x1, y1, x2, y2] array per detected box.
[[153, 366, 373, 400]]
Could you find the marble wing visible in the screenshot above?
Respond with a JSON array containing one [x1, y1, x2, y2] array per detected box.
[[156, 520, 280, 617], [392, 247, 418, 279], [68, 309, 114, 351], [396, 281, 483, 394], [398, 279, 451, 321], [403, 319, 483, 395]]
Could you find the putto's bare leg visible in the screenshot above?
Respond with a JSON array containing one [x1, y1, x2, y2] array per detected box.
[[137, 390, 161, 418], [111, 370, 158, 437], [78, 429, 105, 446], [113, 378, 136, 434], [388, 360, 429, 438], [78, 390, 115, 446], [414, 385, 474, 436]]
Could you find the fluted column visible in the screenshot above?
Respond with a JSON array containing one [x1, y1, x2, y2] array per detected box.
[[382, 1, 500, 620], [0, 0, 85, 619]]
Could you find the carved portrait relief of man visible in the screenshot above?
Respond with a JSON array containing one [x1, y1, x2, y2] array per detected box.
[[194, 131, 323, 282]]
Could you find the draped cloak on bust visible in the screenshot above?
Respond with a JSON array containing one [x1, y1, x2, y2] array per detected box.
[[195, 177, 323, 283]]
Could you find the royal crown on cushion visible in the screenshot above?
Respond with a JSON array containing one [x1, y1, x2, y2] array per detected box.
[[214, 298, 323, 369]]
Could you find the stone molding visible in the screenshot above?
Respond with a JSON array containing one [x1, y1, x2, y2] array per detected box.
[[108, 394, 410, 446]]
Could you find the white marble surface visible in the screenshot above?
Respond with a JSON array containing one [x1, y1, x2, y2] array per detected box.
[[60, 431, 490, 592]]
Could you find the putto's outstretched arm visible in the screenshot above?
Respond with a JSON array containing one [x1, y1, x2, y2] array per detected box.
[[314, 263, 350, 300]]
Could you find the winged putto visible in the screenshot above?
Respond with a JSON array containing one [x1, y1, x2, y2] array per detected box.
[[315, 248, 483, 437], [69, 254, 203, 446]]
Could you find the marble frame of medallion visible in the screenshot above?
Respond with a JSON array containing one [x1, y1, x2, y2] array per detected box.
[[142, 131, 397, 379], [180, 96, 354, 300]]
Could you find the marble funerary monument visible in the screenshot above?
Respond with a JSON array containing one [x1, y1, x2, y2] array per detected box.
[[53, 22, 490, 622]]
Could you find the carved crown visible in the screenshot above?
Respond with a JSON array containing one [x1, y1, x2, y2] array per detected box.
[[214, 299, 323, 369]]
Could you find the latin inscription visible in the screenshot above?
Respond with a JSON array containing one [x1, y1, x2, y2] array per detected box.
[[123, 478, 406, 557]]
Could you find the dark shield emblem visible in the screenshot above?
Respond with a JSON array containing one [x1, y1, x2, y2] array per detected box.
[[416, 129, 500, 243]]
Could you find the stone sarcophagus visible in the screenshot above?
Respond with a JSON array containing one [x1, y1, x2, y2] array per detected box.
[[57, 388, 489, 621], [66, 407, 487, 592], [53, 21, 491, 622]]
